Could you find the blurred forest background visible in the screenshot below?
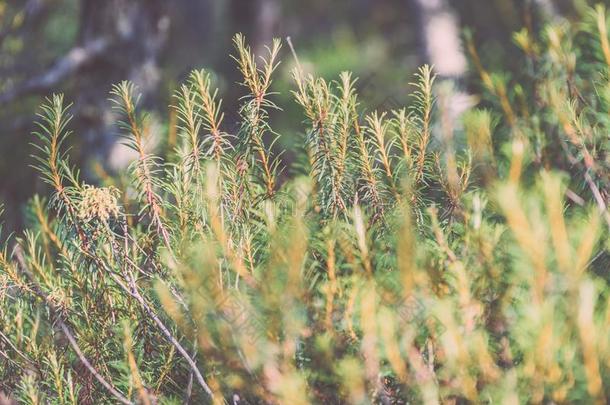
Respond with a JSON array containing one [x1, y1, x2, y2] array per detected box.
[[0, 0, 588, 231]]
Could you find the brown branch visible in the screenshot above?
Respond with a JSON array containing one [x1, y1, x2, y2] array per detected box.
[[0, 38, 110, 105]]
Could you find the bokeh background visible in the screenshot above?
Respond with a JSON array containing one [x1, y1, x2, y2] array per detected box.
[[0, 0, 584, 231]]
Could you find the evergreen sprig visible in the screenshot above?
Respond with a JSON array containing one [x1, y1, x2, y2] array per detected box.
[[1, 13, 610, 404]]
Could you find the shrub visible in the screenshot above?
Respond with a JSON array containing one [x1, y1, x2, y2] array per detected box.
[[1, 8, 609, 404]]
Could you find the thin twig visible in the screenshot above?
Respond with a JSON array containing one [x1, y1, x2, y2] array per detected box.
[[76, 233, 214, 399], [58, 321, 133, 405], [183, 342, 197, 404], [94, 260, 214, 399], [0, 329, 34, 367], [286, 36, 302, 72], [584, 171, 610, 231], [122, 272, 214, 398], [78, 236, 214, 398], [11, 245, 133, 405]]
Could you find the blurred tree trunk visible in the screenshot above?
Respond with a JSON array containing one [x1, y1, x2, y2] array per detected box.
[[230, 0, 280, 54], [254, 0, 281, 52], [411, 0, 474, 125], [411, 0, 467, 80], [76, 0, 170, 170], [0, 0, 170, 170], [532, 0, 560, 20]]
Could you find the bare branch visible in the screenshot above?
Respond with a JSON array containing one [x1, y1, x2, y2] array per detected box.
[[78, 239, 216, 399], [120, 271, 215, 398], [0, 38, 110, 105], [11, 245, 133, 405], [584, 171, 610, 231]]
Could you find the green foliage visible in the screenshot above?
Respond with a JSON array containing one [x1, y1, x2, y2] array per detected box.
[[2, 9, 610, 404]]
